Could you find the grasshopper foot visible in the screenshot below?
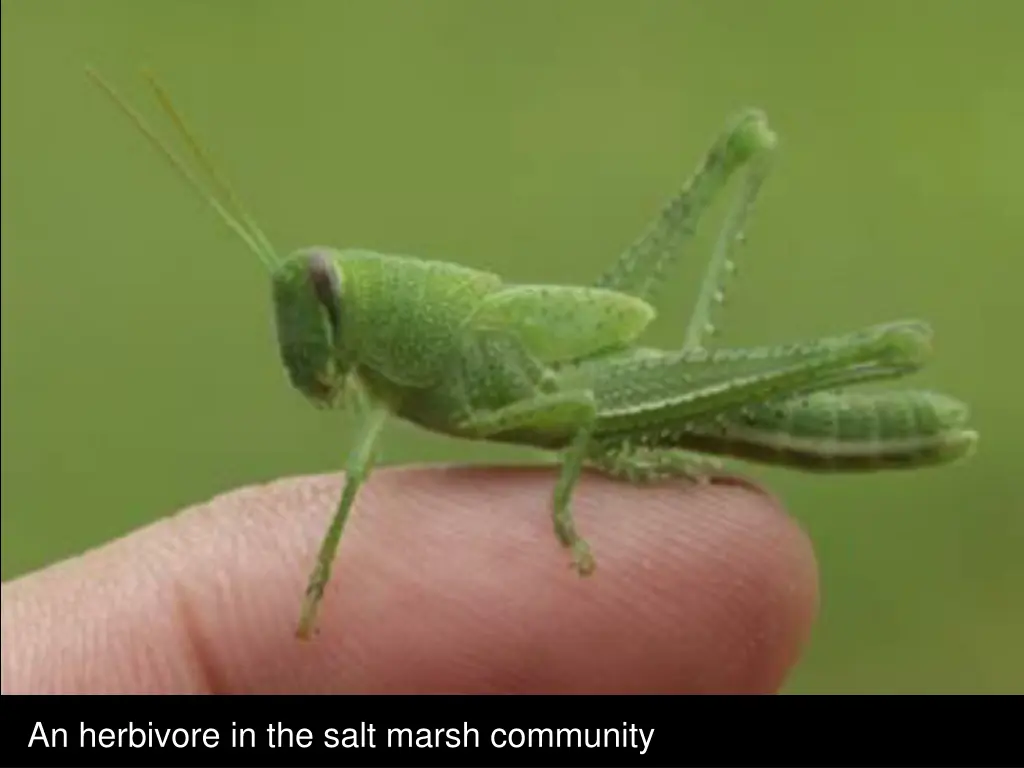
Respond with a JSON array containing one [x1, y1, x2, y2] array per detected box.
[[296, 588, 322, 640], [553, 507, 596, 576], [570, 539, 596, 576]]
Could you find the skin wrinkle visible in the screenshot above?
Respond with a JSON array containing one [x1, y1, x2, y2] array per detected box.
[[1, 466, 818, 694], [173, 578, 231, 695]]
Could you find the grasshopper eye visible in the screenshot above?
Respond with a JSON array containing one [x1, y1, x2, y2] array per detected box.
[[307, 250, 343, 331]]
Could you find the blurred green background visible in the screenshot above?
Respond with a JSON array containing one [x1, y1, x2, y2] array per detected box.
[[2, 0, 1020, 693]]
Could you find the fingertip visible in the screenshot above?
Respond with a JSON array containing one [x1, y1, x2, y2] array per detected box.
[[2, 466, 818, 694]]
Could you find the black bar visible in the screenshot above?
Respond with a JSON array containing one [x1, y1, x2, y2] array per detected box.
[[3, 694, 1017, 768]]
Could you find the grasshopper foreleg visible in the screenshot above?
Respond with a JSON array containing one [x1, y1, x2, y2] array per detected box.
[[296, 400, 390, 640]]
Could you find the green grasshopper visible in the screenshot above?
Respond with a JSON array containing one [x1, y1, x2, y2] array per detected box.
[[88, 70, 977, 640]]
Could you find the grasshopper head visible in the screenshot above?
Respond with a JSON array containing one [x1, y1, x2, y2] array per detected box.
[[85, 71, 361, 408], [271, 248, 354, 407]]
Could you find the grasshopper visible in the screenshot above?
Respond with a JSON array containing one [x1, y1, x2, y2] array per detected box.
[[88, 70, 977, 639]]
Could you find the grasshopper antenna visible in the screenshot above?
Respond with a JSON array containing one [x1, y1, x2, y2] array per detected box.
[[142, 71, 279, 268], [86, 66, 279, 270]]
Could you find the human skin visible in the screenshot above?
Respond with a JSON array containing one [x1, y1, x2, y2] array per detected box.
[[1, 467, 819, 694]]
